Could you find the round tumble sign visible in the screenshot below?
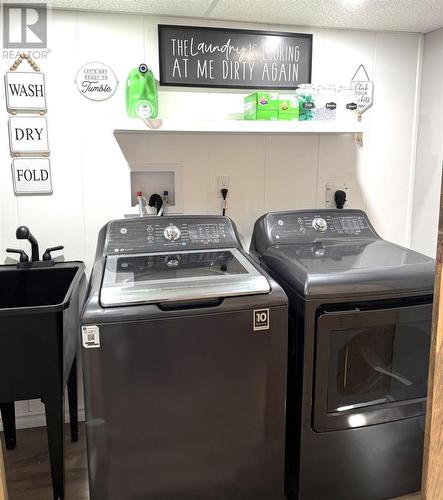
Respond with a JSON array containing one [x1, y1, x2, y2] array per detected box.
[[75, 62, 118, 101]]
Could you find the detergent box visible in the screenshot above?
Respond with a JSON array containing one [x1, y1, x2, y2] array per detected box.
[[278, 94, 299, 120], [244, 92, 279, 120]]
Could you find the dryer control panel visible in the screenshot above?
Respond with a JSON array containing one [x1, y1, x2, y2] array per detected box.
[[105, 216, 239, 255], [265, 210, 377, 244]]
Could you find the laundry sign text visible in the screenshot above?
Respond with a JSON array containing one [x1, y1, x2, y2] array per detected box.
[[11, 158, 52, 194], [5, 71, 47, 113], [159, 25, 312, 89], [8, 115, 49, 155]]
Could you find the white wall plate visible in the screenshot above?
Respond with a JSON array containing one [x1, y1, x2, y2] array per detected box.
[[325, 182, 350, 208], [129, 164, 184, 214], [5, 71, 47, 114], [8, 116, 49, 156], [12, 158, 52, 195]]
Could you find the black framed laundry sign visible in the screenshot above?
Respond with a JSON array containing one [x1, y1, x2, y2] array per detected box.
[[158, 25, 312, 89]]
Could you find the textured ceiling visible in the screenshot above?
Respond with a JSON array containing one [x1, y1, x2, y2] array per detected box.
[[48, 0, 443, 33], [49, 0, 215, 17]]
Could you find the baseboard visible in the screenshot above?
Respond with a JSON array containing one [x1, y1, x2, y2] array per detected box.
[[0, 408, 86, 431]]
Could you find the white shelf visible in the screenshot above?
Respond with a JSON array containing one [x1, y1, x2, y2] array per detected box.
[[114, 118, 365, 135]]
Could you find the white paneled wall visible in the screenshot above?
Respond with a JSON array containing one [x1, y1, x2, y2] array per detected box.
[[115, 132, 364, 248], [412, 28, 443, 257], [366, 32, 423, 246], [264, 135, 320, 211], [0, 11, 422, 428]]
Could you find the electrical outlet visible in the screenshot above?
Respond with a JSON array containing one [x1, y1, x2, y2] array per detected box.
[[217, 176, 230, 197], [325, 182, 350, 208]]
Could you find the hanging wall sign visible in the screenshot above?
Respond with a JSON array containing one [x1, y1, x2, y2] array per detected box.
[[75, 62, 119, 101], [351, 65, 374, 114], [158, 25, 313, 89], [8, 116, 49, 156], [11, 158, 52, 194], [5, 53, 53, 196], [4, 71, 47, 114]]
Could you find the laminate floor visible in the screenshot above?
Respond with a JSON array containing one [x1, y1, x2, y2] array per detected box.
[[1, 425, 421, 500], [2, 424, 88, 500]]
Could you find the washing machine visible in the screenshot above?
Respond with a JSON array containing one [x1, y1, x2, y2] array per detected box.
[[81, 215, 288, 500], [250, 209, 435, 500]]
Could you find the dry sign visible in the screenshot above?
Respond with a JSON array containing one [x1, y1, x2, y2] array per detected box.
[[4, 71, 47, 114], [11, 158, 52, 194], [8, 116, 49, 156]]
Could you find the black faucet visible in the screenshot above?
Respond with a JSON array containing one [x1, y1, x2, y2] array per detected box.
[[6, 227, 64, 267], [16, 226, 39, 262]]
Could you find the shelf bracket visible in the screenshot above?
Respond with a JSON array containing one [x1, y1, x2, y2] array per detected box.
[[356, 112, 364, 148]]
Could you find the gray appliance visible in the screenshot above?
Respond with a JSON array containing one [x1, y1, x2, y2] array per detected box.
[[250, 209, 435, 500], [81, 215, 288, 500]]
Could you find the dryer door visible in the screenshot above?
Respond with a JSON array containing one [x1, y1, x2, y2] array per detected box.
[[313, 301, 432, 432]]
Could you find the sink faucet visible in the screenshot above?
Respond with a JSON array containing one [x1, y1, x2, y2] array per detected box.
[[16, 226, 39, 262]]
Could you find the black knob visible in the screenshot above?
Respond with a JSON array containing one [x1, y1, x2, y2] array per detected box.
[[43, 246, 64, 261], [16, 226, 30, 239], [335, 190, 347, 209], [6, 248, 29, 262]]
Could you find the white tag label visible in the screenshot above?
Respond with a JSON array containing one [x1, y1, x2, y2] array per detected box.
[[82, 325, 100, 348], [253, 308, 269, 331]]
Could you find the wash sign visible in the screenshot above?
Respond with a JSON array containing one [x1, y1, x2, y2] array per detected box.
[[5, 71, 47, 113], [8, 116, 49, 155], [11, 158, 52, 194]]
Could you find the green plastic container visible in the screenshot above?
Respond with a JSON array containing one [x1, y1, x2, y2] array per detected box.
[[126, 64, 158, 119]]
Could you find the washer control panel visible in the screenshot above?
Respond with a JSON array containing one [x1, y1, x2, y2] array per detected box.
[[106, 217, 238, 255], [267, 210, 375, 243]]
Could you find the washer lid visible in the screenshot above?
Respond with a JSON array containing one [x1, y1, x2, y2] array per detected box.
[[260, 239, 435, 298], [100, 248, 270, 307]]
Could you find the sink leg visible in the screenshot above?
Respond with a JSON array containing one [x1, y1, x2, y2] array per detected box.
[[0, 402, 16, 450], [67, 356, 78, 443], [44, 394, 64, 500]]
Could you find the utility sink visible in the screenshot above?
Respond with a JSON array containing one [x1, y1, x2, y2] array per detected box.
[[0, 261, 86, 500], [0, 265, 81, 309], [0, 262, 86, 399]]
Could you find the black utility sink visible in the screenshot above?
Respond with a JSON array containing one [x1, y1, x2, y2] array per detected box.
[[0, 261, 86, 500], [0, 266, 79, 309]]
